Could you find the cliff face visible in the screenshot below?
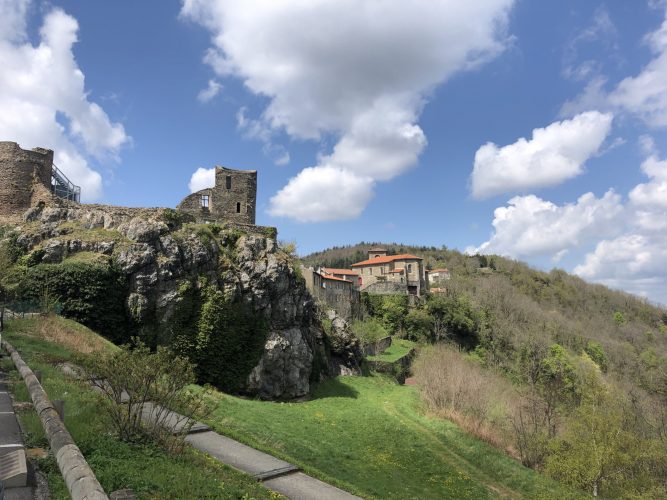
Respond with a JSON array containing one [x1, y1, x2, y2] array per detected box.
[[3, 204, 361, 399]]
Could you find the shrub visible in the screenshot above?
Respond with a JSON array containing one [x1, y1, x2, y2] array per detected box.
[[16, 260, 131, 343], [79, 341, 212, 454], [350, 318, 388, 345]]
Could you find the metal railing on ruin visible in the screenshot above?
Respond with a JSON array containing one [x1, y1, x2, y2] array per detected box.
[[51, 163, 81, 202]]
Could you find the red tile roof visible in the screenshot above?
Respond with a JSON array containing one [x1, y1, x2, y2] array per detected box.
[[388, 269, 404, 274], [321, 267, 360, 276], [320, 273, 353, 283], [430, 268, 449, 273], [351, 254, 423, 267]]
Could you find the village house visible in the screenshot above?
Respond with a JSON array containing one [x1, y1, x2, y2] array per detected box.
[[351, 248, 428, 296], [428, 268, 451, 283], [301, 266, 361, 320], [320, 267, 361, 287]]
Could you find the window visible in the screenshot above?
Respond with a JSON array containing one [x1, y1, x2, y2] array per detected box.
[[236, 202, 241, 213], [381, 267, 386, 275], [226, 176, 232, 189], [369, 268, 373, 275], [407, 264, 413, 273], [200, 195, 209, 208]]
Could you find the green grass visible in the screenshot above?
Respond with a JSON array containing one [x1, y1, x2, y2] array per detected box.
[[199, 375, 581, 499], [366, 338, 416, 363], [1, 318, 277, 500]]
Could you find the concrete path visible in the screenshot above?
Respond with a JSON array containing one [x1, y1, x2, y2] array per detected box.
[[185, 431, 361, 500], [0, 372, 32, 500]]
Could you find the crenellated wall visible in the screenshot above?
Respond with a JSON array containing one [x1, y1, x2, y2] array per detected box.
[[0, 141, 54, 216]]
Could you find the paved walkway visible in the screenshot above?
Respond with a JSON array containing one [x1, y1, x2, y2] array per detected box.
[[140, 401, 361, 500], [0, 371, 32, 500]]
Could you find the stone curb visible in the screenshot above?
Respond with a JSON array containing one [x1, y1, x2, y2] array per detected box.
[[1, 339, 109, 500]]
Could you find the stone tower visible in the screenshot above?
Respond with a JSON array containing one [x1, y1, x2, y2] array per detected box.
[[177, 166, 257, 225], [0, 141, 54, 216]]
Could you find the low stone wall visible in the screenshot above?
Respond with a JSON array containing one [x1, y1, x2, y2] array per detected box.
[[361, 281, 407, 295], [362, 336, 392, 356], [367, 348, 416, 384], [1, 339, 108, 500]]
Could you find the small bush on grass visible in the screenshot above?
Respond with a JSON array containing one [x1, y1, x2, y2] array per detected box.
[[79, 341, 212, 454]]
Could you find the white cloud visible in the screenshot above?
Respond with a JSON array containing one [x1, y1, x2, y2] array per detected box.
[[574, 234, 667, 304], [629, 155, 667, 210], [471, 146, 667, 304], [470, 111, 613, 199], [470, 190, 623, 258], [563, 7, 667, 128], [0, 3, 129, 200], [181, 0, 515, 221], [197, 79, 222, 103], [269, 166, 374, 222], [188, 167, 216, 193], [608, 11, 667, 127]]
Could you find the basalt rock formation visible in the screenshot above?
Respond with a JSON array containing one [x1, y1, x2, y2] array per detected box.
[[1, 203, 362, 399]]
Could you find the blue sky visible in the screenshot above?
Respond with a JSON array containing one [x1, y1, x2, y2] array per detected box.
[[1, 0, 667, 305]]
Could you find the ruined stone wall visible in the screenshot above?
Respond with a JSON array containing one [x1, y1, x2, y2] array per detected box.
[[177, 166, 257, 225], [211, 167, 256, 224], [0, 142, 53, 216]]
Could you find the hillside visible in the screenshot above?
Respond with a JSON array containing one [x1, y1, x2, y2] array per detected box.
[[302, 242, 667, 497], [302, 242, 667, 388]]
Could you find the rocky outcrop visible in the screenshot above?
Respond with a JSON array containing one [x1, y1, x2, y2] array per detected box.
[[4, 205, 361, 399]]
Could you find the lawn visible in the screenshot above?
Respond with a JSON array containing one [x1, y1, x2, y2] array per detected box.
[[1, 317, 277, 500], [200, 375, 580, 499], [366, 338, 416, 363]]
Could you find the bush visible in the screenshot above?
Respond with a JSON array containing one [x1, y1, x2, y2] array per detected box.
[[79, 341, 211, 454], [16, 261, 131, 343], [350, 318, 388, 345]]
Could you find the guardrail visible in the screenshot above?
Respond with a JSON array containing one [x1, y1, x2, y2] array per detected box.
[[1, 339, 108, 500]]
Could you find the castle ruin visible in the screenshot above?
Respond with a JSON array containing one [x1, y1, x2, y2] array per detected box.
[[0, 141, 80, 217], [177, 166, 257, 225]]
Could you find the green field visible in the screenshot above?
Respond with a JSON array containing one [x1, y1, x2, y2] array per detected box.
[[200, 375, 579, 499], [1, 317, 276, 500], [366, 338, 415, 363]]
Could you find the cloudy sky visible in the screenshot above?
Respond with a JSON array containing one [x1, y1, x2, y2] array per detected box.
[[1, 1, 667, 305]]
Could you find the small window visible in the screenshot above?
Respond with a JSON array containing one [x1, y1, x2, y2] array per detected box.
[[246, 204, 250, 213], [236, 202, 241, 213], [200, 195, 209, 208], [226, 176, 232, 189], [407, 264, 413, 273], [369, 268, 373, 275]]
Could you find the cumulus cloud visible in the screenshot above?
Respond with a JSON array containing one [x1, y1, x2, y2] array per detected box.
[[471, 142, 667, 304], [188, 167, 216, 193], [0, 2, 129, 200], [574, 234, 667, 303], [469, 190, 623, 258], [197, 79, 222, 103], [470, 111, 613, 199], [181, 0, 515, 221]]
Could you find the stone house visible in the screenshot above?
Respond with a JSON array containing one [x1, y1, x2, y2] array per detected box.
[[177, 166, 257, 225], [320, 267, 361, 288], [428, 268, 451, 283], [351, 248, 428, 296], [301, 266, 361, 320]]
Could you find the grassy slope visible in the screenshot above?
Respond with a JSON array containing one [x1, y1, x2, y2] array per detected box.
[[1, 317, 276, 500], [201, 376, 580, 499], [366, 339, 415, 363]]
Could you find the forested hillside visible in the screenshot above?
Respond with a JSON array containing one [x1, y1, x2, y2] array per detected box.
[[302, 243, 667, 497]]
